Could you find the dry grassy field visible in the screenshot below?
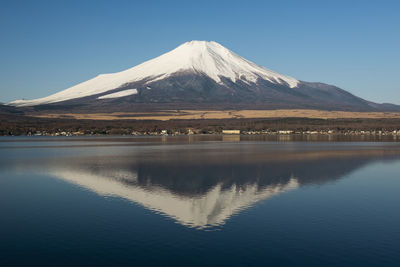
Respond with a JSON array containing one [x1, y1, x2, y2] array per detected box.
[[32, 109, 400, 121]]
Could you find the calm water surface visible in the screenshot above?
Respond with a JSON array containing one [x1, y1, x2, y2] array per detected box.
[[1, 136, 400, 266]]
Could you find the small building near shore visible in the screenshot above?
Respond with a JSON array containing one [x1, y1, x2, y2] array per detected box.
[[222, 130, 240, 135], [278, 130, 293, 134]]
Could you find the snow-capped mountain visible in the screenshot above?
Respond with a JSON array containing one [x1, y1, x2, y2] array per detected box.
[[8, 41, 400, 111], [9, 41, 298, 106]]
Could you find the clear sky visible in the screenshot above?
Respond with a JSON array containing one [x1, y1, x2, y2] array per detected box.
[[1, 0, 399, 104]]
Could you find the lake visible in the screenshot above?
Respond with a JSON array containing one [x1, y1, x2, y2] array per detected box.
[[1, 136, 400, 266]]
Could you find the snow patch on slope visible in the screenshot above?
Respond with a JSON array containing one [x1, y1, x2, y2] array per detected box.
[[97, 89, 137, 99], [9, 41, 299, 106]]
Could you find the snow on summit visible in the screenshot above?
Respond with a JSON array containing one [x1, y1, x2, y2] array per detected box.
[[9, 41, 299, 106]]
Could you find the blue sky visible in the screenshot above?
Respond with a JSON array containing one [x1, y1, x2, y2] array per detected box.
[[1, 0, 399, 104]]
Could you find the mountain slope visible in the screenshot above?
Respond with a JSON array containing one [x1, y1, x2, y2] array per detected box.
[[8, 41, 400, 111]]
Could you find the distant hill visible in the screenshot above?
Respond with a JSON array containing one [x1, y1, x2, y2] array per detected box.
[[0, 104, 24, 115]]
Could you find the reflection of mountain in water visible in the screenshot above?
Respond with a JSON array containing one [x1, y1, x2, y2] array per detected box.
[[52, 168, 299, 229], [3, 142, 400, 229]]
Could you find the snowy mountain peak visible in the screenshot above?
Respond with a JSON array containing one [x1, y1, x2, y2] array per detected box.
[[9, 41, 299, 106], [152, 40, 299, 86]]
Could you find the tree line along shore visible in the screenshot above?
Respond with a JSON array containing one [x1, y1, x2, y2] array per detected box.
[[1, 113, 400, 136]]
